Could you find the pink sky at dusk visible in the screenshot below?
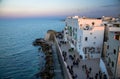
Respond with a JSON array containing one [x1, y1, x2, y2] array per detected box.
[[0, 0, 120, 18]]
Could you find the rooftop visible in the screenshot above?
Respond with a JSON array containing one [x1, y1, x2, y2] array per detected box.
[[67, 16, 102, 20]]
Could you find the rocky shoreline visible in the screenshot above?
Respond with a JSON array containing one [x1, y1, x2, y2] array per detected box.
[[33, 38, 54, 79]]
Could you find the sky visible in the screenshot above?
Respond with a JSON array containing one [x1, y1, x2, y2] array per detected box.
[[0, 0, 120, 18]]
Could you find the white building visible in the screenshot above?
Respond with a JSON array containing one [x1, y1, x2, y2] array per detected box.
[[104, 22, 120, 78], [102, 16, 118, 42], [64, 16, 104, 59]]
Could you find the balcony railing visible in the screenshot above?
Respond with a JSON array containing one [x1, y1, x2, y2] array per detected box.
[[109, 27, 120, 31]]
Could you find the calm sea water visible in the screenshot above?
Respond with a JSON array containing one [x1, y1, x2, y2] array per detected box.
[[0, 18, 65, 79]]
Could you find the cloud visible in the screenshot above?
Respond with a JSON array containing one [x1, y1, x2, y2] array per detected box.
[[101, 4, 120, 8]]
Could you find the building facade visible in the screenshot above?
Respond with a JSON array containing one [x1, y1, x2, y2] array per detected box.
[[104, 22, 120, 78], [64, 16, 104, 59]]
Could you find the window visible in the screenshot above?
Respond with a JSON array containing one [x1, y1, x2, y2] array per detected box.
[[83, 48, 87, 54], [94, 36, 96, 39], [108, 57, 111, 63], [79, 36, 81, 43], [65, 23, 67, 26], [69, 27, 72, 36], [114, 35, 120, 40], [114, 49, 116, 55], [107, 45, 109, 49], [93, 42, 96, 44], [90, 33, 92, 35], [72, 40, 74, 44], [76, 28, 77, 32], [104, 24, 107, 26], [114, 24, 120, 27], [85, 55, 87, 58], [112, 61, 114, 67], [85, 37, 88, 41], [92, 22, 95, 26]]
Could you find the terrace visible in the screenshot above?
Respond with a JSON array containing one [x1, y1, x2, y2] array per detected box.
[[55, 33, 108, 79]]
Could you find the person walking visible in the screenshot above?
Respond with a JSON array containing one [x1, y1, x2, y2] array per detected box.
[[82, 65, 85, 71], [89, 67, 92, 73]]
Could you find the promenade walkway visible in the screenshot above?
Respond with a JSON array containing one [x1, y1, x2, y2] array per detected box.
[[57, 38, 101, 79]]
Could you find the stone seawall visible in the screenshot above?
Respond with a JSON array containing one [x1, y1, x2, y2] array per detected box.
[[45, 30, 72, 79], [54, 36, 73, 79]]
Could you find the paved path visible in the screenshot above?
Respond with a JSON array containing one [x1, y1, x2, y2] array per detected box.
[[51, 42, 64, 79], [57, 38, 100, 79]]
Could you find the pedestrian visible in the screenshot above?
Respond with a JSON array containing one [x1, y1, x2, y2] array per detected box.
[[99, 73, 102, 79], [67, 65, 70, 70], [95, 73, 98, 79], [70, 69, 74, 75], [89, 67, 92, 73], [71, 65, 73, 70], [84, 64, 87, 70], [95, 75, 97, 79], [72, 74, 77, 79], [82, 65, 84, 71], [103, 74, 107, 79], [64, 56, 67, 61], [77, 58, 80, 63], [76, 61, 79, 67], [86, 70, 89, 79], [73, 60, 75, 66], [98, 70, 101, 75], [73, 54, 76, 59], [59, 43, 61, 47]]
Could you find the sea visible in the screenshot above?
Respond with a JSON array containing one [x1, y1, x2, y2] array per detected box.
[[0, 18, 65, 79]]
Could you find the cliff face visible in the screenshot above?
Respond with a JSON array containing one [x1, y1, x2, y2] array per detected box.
[[45, 30, 56, 41]]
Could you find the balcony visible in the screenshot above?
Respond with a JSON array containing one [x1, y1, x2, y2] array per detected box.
[[109, 27, 120, 32], [114, 35, 120, 41], [83, 26, 93, 30]]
